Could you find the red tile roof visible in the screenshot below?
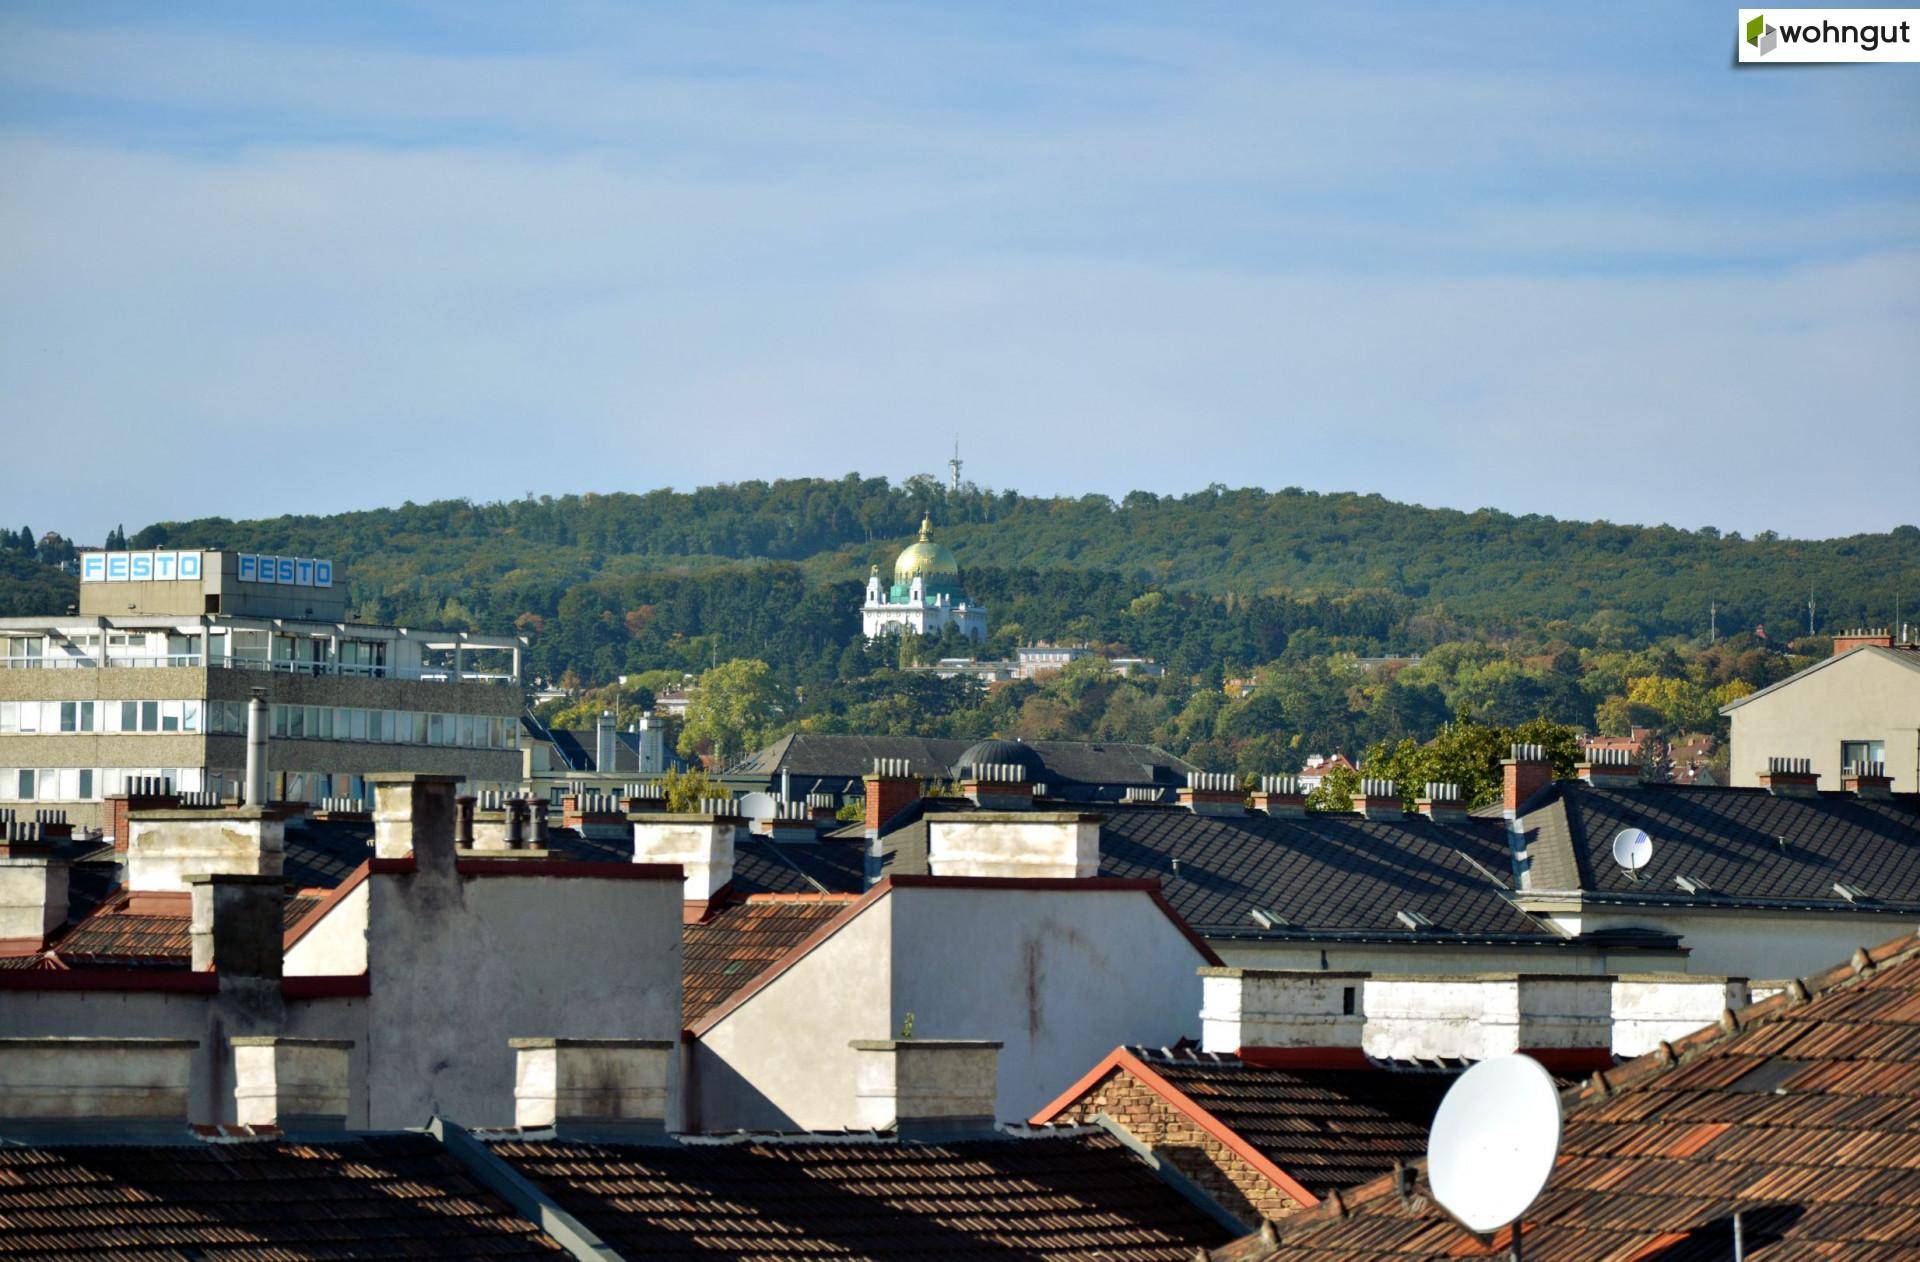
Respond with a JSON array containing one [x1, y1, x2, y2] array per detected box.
[[492, 1130, 1234, 1259], [683, 895, 858, 1024], [1220, 928, 1920, 1259], [0, 1134, 562, 1258], [35, 891, 320, 968]]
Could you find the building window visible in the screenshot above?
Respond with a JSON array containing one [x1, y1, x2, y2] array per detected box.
[[1842, 740, 1886, 768], [14, 769, 31, 799]]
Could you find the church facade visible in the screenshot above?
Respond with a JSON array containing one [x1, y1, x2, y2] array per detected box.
[[861, 517, 988, 642]]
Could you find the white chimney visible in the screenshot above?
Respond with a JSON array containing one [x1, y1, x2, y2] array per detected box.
[[1611, 975, 1750, 1058], [126, 806, 285, 893], [0, 1036, 197, 1137], [849, 1039, 1001, 1137], [510, 1037, 671, 1136], [0, 834, 68, 947], [596, 710, 618, 772], [1363, 973, 1614, 1068], [926, 813, 1098, 879], [1199, 968, 1367, 1057], [632, 804, 739, 901], [232, 1037, 353, 1131], [369, 772, 462, 862]]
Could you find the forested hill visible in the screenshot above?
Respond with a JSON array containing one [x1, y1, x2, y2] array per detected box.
[[122, 477, 1913, 640]]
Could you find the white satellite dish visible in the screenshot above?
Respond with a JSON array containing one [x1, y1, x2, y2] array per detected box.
[[737, 791, 778, 823], [1611, 827, 1654, 878], [1426, 1054, 1562, 1235]]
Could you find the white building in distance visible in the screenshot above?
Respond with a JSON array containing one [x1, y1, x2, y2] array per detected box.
[[861, 517, 987, 642]]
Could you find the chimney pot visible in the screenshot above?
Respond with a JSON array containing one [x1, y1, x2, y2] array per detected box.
[[1577, 747, 1641, 788], [863, 759, 921, 836], [1759, 756, 1820, 798], [849, 1039, 1001, 1137], [1179, 771, 1246, 816], [1353, 778, 1403, 819], [1415, 782, 1469, 821], [1842, 761, 1894, 800], [1502, 744, 1553, 817]]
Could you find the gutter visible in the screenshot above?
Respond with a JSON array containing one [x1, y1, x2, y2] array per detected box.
[[426, 1117, 626, 1261]]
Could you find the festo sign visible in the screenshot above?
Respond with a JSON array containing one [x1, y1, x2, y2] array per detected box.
[[237, 553, 334, 587], [1739, 8, 1920, 61]]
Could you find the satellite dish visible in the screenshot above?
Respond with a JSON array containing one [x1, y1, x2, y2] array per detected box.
[[737, 791, 778, 823], [1611, 827, 1654, 878], [1426, 1055, 1562, 1234]]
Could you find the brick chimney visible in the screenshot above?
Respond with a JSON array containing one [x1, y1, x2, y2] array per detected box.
[[926, 812, 1099, 879], [1842, 761, 1894, 800], [1759, 756, 1820, 798], [1353, 778, 1403, 819], [1179, 771, 1245, 817], [864, 758, 920, 836], [1502, 744, 1553, 817], [1199, 968, 1367, 1065], [1577, 747, 1641, 789], [631, 803, 739, 901], [1833, 627, 1894, 656], [1364, 973, 1614, 1072], [0, 825, 68, 950], [1254, 775, 1307, 818], [510, 1037, 671, 1138], [849, 1039, 1001, 1138], [960, 763, 1033, 811], [0, 1037, 197, 1138], [563, 789, 627, 840], [368, 772, 462, 863], [1415, 782, 1469, 822], [231, 1037, 353, 1131]]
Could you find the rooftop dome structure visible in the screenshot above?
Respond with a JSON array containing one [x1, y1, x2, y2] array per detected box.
[[953, 738, 1046, 780], [891, 517, 961, 600]]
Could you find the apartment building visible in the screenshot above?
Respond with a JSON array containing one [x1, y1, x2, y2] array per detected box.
[[0, 548, 525, 824]]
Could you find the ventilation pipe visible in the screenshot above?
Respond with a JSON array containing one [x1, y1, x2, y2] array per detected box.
[[244, 687, 270, 807]]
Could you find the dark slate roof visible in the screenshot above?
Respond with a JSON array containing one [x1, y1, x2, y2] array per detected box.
[[1519, 780, 1920, 909], [551, 826, 867, 896], [282, 815, 376, 887], [731, 733, 1195, 801], [1122, 1047, 1457, 1200], [0, 1133, 562, 1259], [873, 802, 1547, 940], [492, 1130, 1233, 1260], [520, 715, 684, 774], [1216, 928, 1920, 1261], [682, 895, 858, 1024]]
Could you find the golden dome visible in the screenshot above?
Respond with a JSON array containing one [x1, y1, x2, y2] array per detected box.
[[892, 516, 960, 590]]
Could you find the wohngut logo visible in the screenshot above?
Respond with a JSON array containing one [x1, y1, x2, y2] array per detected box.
[[1738, 8, 1920, 62]]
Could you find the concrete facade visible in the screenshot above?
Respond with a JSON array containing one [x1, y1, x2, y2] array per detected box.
[[1722, 645, 1920, 791]]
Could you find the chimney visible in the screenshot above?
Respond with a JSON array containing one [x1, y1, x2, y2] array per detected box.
[[243, 687, 270, 807], [1842, 761, 1894, 800], [231, 1037, 353, 1131], [1577, 746, 1641, 789], [849, 1039, 1001, 1138], [1363, 973, 1614, 1071], [1254, 775, 1307, 818], [1353, 778, 1403, 819], [864, 758, 920, 836], [807, 792, 840, 824], [1180, 771, 1245, 817], [187, 873, 286, 977], [0, 1037, 197, 1138], [1415, 782, 1469, 822], [926, 812, 1099, 879], [105, 775, 180, 856], [564, 789, 626, 840], [596, 710, 618, 772], [510, 1038, 671, 1137], [631, 802, 739, 900], [766, 801, 818, 844], [1833, 627, 1894, 656], [368, 772, 462, 862], [1759, 756, 1820, 798], [126, 804, 285, 894], [960, 763, 1033, 811], [455, 795, 477, 847], [1502, 743, 1553, 817], [1612, 975, 1750, 1059], [1199, 968, 1367, 1064], [0, 825, 69, 948]]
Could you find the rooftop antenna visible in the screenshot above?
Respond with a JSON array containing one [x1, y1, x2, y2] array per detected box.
[[1808, 588, 1816, 638], [1427, 1055, 1562, 1260], [1709, 600, 1717, 646], [1611, 827, 1654, 883], [948, 437, 963, 494]]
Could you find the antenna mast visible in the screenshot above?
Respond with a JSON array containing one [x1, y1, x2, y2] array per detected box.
[[1709, 601, 1717, 646], [1808, 588, 1816, 638], [948, 437, 963, 494]]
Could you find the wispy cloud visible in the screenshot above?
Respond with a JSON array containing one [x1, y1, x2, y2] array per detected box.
[[1, 1, 1914, 540]]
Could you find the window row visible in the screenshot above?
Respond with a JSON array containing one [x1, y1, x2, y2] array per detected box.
[[0, 700, 203, 733], [2, 766, 205, 803], [0, 700, 518, 750]]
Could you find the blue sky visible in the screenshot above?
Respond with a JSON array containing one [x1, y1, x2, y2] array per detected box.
[[2, 1, 1916, 543]]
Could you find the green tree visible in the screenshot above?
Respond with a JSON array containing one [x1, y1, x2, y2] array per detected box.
[[1306, 763, 1362, 812], [659, 766, 726, 813], [678, 658, 781, 765]]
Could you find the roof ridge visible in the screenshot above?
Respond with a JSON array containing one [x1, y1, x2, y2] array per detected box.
[[1271, 924, 1920, 1236]]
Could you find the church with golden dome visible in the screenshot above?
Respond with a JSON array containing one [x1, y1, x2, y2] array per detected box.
[[861, 516, 988, 642]]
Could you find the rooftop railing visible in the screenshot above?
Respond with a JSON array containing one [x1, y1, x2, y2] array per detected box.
[[0, 653, 516, 684]]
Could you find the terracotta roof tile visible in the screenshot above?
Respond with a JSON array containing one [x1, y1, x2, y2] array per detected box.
[[48, 893, 320, 968], [682, 895, 857, 1024], [1218, 930, 1920, 1259], [492, 1130, 1232, 1259]]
